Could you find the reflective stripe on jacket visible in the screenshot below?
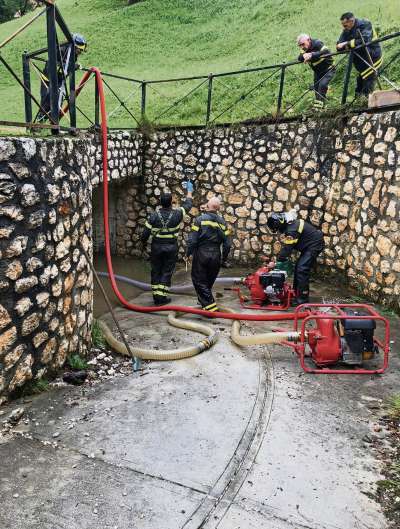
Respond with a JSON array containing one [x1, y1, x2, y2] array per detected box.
[[187, 211, 231, 261], [278, 219, 324, 261], [141, 198, 192, 243]]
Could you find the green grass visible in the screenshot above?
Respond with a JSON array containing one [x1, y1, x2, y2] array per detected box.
[[19, 377, 50, 396], [387, 395, 400, 420], [92, 319, 106, 348], [0, 0, 399, 128], [67, 353, 88, 370]]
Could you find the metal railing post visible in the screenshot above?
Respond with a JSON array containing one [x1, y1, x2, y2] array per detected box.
[[206, 74, 213, 125], [22, 51, 32, 129], [277, 66, 286, 115], [69, 41, 77, 129], [141, 81, 147, 120], [341, 51, 354, 105], [46, 3, 59, 134]]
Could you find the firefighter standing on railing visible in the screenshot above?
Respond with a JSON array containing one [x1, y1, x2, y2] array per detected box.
[[37, 33, 87, 123], [297, 34, 335, 110], [336, 12, 382, 97], [187, 197, 231, 312], [141, 185, 193, 306], [267, 211, 324, 306]]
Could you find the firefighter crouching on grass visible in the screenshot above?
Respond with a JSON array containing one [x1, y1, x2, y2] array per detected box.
[[336, 12, 382, 97], [186, 197, 231, 312], [297, 33, 335, 110], [267, 211, 324, 306], [140, 183, 193, 306]]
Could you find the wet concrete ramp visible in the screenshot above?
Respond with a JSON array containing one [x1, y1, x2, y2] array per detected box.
[[0, 288, 396, 528]]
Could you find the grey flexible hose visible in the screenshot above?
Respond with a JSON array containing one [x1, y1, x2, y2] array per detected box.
[[96, 271, 242, 293]]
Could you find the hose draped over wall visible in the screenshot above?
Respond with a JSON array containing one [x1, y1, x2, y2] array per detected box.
[[77, 67, 307, 330]]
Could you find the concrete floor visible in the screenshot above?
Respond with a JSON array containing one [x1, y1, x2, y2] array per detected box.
[[0, 274, 399, 529]]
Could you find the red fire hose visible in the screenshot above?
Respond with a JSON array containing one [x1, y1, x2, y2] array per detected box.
[[84, 67, 305, 323]]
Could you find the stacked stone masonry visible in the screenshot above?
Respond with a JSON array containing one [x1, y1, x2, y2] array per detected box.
[[115, 111, 400, 312], [0, 132, 141, 400], [0, 111, 399, 399]]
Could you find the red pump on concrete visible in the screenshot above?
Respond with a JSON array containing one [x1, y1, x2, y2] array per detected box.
[[235, 263, 296, 311], [67, 68, 390, 375], [278, 303, 390, 374]]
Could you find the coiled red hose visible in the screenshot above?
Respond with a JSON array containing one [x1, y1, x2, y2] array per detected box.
[[87, 67, 304, 322]]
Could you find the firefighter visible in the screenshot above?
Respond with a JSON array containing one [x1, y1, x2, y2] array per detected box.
[[336, 12, 382, 97], [297, 34, 335, 110], [37, 33, 87, 123], [141, 184, 193, 305], [267, 212, 324, 305], [187, 197, 231, 312]]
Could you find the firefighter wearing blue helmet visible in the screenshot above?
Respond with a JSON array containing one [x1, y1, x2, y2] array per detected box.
[[37, 33, 87, 122]]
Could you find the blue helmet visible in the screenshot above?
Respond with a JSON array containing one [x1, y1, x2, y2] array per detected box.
[[72, 33, 87, 52]]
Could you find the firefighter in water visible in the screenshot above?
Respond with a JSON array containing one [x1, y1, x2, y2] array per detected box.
[[141, 184, 193, 305], [297, 34, 335, 110], [187, 197, 231, 312], [267, 211, 324, 305], [37, 33, 87, 123], [336, 12, 382, 97]]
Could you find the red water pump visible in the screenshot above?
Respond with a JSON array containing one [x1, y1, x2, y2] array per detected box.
[[235, 265, 296, 311], [280, 303, 390, 374]]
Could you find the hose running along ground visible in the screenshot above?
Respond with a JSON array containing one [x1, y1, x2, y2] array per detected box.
[[98, 312, 218, 360], [84, 66, 307, 323], [220, 306, 301, 346], [96, 271, 242, 293]]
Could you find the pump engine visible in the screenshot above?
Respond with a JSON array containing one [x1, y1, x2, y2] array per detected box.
[[237, 265, 295, 311], [285, 304, 390, 375], [307, 308, 378, 366]]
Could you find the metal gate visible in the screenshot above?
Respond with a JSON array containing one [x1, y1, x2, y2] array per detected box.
[[92, 186, 117, 254]]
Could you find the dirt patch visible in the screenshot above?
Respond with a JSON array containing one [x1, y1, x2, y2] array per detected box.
[[375, 412, 400, 527]]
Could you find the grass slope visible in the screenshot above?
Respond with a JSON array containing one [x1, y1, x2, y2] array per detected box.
[[0, 0, 399, 128]]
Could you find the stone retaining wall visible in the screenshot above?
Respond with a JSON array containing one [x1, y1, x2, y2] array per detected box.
[[0, 132, 141, 402], [116, 110, 400, 311], [1, 110, 399, 400]]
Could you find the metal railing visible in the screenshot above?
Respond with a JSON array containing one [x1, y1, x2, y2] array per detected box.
[[46, 30, 400, 129], [0, 2, 399, 133]]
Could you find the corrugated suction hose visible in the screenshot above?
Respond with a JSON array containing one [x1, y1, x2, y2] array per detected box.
[[98, 311, 218, 361]]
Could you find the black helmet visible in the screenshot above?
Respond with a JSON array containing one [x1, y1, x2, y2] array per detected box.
[[73, 33, 87, 52], [267, 213, 287, 233]]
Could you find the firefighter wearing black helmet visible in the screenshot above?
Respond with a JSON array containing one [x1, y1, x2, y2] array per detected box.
[[141, 184, 193, 305], [267, 212, 324, 305], [37, 33, 88, 123], [336, 12, 382, 97]]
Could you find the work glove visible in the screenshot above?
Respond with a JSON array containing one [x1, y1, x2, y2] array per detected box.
[[185, 181, 194, 193]]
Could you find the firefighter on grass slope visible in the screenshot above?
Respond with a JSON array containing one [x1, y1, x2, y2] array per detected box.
[[336, 12, 382, 97], [37, 33, 87, 123], [297, 33, 335, 110], [187, 197, 231, 312], [141, 184, 193, 306], [267, 211, 324, 306]]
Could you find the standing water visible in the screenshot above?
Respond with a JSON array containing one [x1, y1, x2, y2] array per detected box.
[[93, 255, 152, 317]]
